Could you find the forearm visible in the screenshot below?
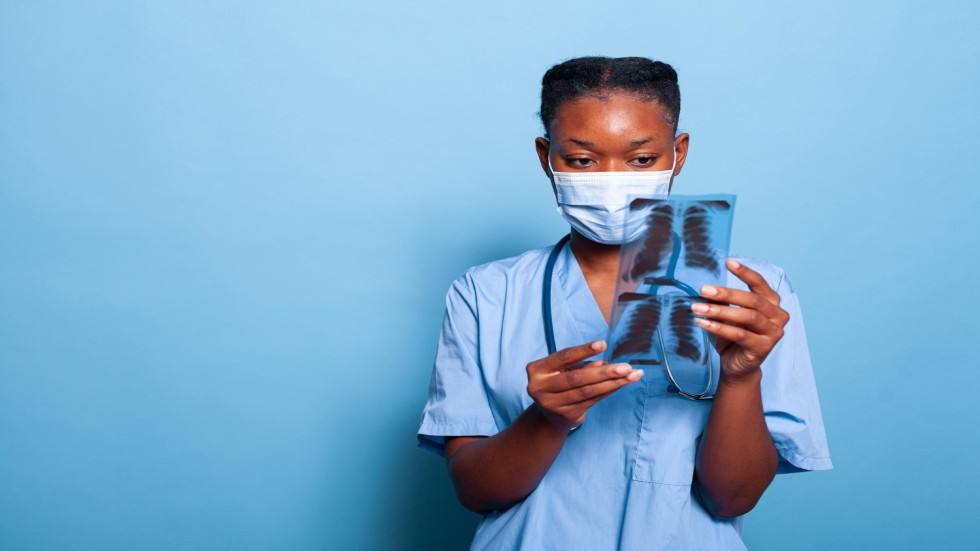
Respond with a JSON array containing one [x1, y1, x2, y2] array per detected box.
[[447, 404, 569, 514], [694, 369, 778, 518]]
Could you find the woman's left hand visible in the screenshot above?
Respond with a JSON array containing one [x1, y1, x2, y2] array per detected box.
[[690, 259, 790, 382]]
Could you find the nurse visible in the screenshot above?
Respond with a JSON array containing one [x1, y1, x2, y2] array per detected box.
[[417, 56, 831, 550]]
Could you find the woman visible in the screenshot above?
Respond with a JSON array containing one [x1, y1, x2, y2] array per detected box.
[[417, 56, 831, 550]]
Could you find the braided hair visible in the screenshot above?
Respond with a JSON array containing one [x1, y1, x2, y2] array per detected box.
[[539, 56, 681, 139]]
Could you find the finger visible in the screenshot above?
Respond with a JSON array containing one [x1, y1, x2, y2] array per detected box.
[[576, 379, 638, 408], [725, 258, 780, 305], [535, 340, 607, 373], [566, 358, 606, 371], [691, 301, 779, 336], [586, 387, 619, 404], [538, 362, 636, 393], [550, 369, 644, 406], [557, 387, 621, 424], [694, 317, 771, 352], [699, 284, 781, 319]]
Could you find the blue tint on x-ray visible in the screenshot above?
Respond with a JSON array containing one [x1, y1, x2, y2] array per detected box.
[[608, 195, 736, 399]]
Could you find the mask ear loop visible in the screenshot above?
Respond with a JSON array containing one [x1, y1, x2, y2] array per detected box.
[[666, 141, 678, 194], [547, 150, 563, 213]]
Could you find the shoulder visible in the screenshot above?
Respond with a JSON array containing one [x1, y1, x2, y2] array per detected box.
[[447, 244, 555, 299]]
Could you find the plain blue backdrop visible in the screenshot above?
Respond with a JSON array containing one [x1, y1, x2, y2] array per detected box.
[[1, 1, 978, 549]]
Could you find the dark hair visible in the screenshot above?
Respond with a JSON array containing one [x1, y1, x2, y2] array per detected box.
[[539, 56, 680, 139]]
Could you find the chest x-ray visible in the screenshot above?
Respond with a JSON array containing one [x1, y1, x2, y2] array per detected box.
[[607, 194, 736, 399]]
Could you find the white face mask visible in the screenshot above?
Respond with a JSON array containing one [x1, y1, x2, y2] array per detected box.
[[549, 148, 676, 245]]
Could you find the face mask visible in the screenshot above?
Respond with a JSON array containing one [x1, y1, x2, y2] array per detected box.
[[550, 149, 676, 245]]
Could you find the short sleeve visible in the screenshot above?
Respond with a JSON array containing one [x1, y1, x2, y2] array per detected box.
[[416, 274, 500, 457], [762, 270, 833, 474]]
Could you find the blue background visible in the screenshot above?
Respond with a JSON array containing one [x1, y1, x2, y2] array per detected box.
[[1, 1, 977, 549]]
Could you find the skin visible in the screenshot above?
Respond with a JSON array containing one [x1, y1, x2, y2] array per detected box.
[[444, 92, 785, 519]]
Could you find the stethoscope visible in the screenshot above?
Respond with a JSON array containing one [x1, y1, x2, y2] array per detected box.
[[542, 233, 716, 400]]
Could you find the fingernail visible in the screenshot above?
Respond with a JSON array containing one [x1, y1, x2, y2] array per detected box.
[[614, 364, 630, 376], [591, 340, 605, 351], [695, 318, 712, 328], [691, 303, 709, 314], [728, 258, 741, 269], [628, 369, 644, 381], [701, 285, 718, 297]]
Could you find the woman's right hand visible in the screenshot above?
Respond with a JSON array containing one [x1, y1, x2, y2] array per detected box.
[[526, 340, 643, 431]]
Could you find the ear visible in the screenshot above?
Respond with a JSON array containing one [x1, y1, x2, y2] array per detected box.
[[672, 132, 690, 177], [535, 137, 560, 201], [535, 137, 552, 177]]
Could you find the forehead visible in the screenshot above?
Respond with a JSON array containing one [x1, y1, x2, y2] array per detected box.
[[551, 92, 673, 143]]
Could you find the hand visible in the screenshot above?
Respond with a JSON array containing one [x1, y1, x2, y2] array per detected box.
[[691, 259, 790, 382], [526, 340, 644, 431]]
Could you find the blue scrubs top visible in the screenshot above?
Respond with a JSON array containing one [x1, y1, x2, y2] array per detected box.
[[417, 241, 832, 550]]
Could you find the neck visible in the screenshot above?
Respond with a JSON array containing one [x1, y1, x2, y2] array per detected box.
[[568, 230, 621, 276]]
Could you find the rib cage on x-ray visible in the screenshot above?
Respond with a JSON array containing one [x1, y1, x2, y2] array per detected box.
[[668, 296, 702, 362], [610, 293, 662, 361], [681, 205, 719, 275], [611, 294, 704, 365], [627, 201, 729, 281], [606, 195, 735, 377], [628, 203, 674, 281]]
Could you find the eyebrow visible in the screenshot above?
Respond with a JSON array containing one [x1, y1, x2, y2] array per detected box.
[[563, 137, 658, 148]]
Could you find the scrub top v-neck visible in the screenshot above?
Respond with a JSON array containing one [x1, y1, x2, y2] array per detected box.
[[417, 241, 832, 551]]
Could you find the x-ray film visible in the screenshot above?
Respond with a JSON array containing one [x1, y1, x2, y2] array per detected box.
[[606, 194, 736, 396]]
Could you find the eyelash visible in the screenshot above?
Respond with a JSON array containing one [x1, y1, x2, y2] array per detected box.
[[564, 156, 658, 168]]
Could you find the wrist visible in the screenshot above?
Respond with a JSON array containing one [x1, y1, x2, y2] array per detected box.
[[718, 367, 763, 390], [530, 403, 578, 436]]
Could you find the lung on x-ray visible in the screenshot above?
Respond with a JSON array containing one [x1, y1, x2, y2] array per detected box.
[[606, 194, 736, 393]]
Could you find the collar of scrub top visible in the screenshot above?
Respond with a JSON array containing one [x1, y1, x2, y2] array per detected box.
[[543, 233, 715, 400]]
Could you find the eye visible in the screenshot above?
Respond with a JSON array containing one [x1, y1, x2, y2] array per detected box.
[[631, 156, 656, 167], [565, 157, 595, 169]]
